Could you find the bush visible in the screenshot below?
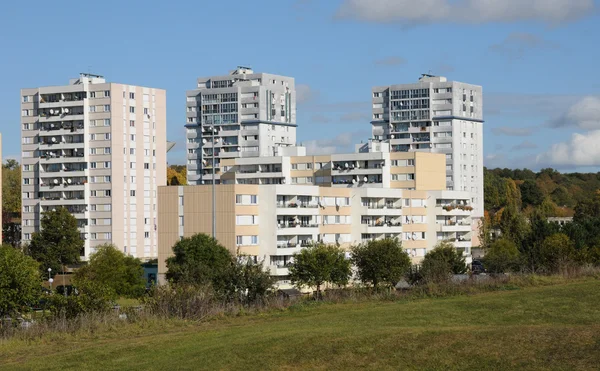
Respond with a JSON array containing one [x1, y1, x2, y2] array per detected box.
[[351, 238, 411, 290], [484, 239, 521, 273], [413, 242, 467, 284], [0, 245, 41, 318], [74, 244, 146, 299], [142, 284, 218, 320], [46, 279, 114, 319], [166, 234, 234, 291], [540, 233, 576, 274], [166, 234, 274, 304]]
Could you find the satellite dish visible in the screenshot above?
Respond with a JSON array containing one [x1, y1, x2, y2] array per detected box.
[[237, 147, 241, 151], [345, 163, 349, 168], [390, 134, 395, 139], [50, 123, 55, 128], [67, 179, 72, 184], [363, 177, 368, 182], [282, 178, 286, 184], [352, 179, 356, 184], [53, 179, 59, 184], [51, 137, 57, 143], [63, 108, 70, 114], [49, 109, 54, 115], [202, 139, 207, 144]]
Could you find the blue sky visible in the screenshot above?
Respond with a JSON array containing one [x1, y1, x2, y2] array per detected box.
[[1, 0, 599, 171]]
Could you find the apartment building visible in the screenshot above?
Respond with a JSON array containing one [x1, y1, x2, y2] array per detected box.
[[157, 184, 473, 285], [185, 66, 297, 185], [20, 74, 167, 260], [371, 74, 484, 218], [217, 142, 447, 192]]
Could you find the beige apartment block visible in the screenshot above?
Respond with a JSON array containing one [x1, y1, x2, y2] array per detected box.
[[20, 74, 166, 260], [157, 184, 473, 285], [218, 144, 446, 191]]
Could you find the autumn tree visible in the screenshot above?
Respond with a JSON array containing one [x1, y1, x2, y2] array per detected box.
[[167, 165, 187, 186]]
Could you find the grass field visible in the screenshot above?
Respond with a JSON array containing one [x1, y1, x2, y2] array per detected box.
[[2, 278, 599, 370]]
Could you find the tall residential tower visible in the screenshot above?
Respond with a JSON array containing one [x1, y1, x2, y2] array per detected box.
[[185, 66, 296, 185], [20, 74, 167, 260], [371, 75, 484, 218]]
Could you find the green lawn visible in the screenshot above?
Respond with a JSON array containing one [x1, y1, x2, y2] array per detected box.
[[2, 279, 600, 370]]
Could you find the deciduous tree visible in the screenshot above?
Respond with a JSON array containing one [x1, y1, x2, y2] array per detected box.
[[0, 245, 41, 317], [289, 243, 351, 297], [27, 207, 83, 275], [351, 238, 410, 290]]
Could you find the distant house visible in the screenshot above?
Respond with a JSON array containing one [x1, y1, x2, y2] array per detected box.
[[547, 217, 573, 226]]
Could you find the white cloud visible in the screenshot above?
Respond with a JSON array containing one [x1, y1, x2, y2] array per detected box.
[[536, 130, 600, 167], [491, 126, 533, 136], [335, 0, 593, 24], [302, 131, 369, 155], [490, 32, 558, 59], [296, 84, 318, 104], [548, 96, 600, 130], [374, 56, 406, 66]]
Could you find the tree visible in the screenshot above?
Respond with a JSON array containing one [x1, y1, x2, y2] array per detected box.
[[351, 238, 411, 290], [417, 242, 466, 284], [505, 178, 522, 210], [520, 179, 544, 207], [166, 234, 234, 292], [499, 205, 530, 248], [167, 165, 187, 186], [74, 244, 146, 299], [232, 258, 275, 304], [540, 233, 576, 274], [27, 207, 83, 275], [0, 245, 41, 318], [478, 211, 493, 250], [288, 243, 351, 297], [2, 159, 21, 216], [484, 239, 521, 273]]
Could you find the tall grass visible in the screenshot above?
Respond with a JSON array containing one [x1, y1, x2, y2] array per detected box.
[[2, 268, 598, 344]]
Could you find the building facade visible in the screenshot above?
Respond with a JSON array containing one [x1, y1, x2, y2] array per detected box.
[[158, 184, 473, 285], [370, 74, 484, 218], [185, 66, 297, 185], [20, 74, 167, 260]]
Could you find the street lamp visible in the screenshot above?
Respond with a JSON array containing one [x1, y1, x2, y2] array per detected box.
[[209, 126, 218, 239], [47, 268, 53, 290]]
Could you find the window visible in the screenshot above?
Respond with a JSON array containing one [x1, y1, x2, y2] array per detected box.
[[104, 90, 110, 97], [129, 107, 135, 113], [22, 95, 30, 102], [236, 236, 243, 246], [104, 119, 111, 126], [144, 232, 149, 238], [130, 120, 135, 127], [131, 134, 136, 141], [130, 148, 135, 155], [90, 92, 96, 98], [105, 147, 111, 154], [104, 133, 111, 140], [89, 106, 96, 113], [104, 161, 111, 168], [129, 92, 135, 99], [251, 236, 258, 245], [104, 105, 110, 112], [179, 216, 184, 226], [179, 196, 184, 206], [89, 148, 96, 155]]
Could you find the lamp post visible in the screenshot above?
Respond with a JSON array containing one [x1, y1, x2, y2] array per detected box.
[[210, 126, 218, 239], [47, 268, 52, 290]]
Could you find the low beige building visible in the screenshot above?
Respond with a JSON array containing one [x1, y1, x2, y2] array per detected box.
[[158, 184, 474, 286]]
